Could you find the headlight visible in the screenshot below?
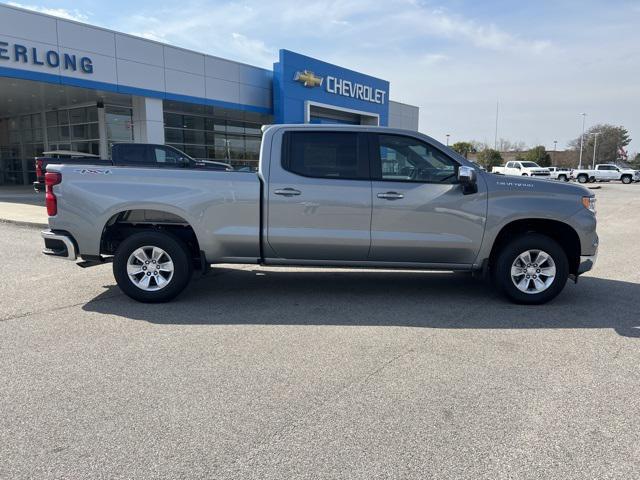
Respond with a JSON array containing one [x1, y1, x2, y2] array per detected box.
[[582, 196, 596, 213]]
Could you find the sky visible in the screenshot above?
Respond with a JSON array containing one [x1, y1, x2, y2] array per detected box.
[[5, 0, 640, 153]]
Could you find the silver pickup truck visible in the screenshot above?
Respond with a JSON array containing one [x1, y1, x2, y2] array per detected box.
[[41, 124, 598, 305]]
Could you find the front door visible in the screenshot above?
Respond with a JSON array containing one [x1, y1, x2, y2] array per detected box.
[[266, 130, 372, 261], [368, 133, 487, 265]]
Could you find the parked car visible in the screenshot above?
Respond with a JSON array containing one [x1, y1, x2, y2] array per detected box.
[[34, 144, 232, 191], [571, 164, 640, 184], [547, 167, 571, 181], [40, 124, 598, 305], [492, 161, 551, 177]]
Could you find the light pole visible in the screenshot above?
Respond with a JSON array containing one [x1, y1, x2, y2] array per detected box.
[[553, 140, 558, 152], [592, 132, 600, 169], [578, 113, 586, 169], [446, 134, 450, 146]]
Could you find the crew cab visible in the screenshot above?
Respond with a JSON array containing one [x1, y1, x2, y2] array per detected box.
[[492, 161, 551, 177], [571, 164, 640, 184], [33, 143, 232, 191], [40, 124, 598, 305]]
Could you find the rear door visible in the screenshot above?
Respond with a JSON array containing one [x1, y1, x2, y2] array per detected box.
[[368, 133, 487, 264], [266, 130, 372, 260]]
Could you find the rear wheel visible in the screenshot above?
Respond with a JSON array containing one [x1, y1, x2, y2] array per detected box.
[[621, 175, 632, 184], [113, 231, 193, 302], [558, 174, 568, 182], [577, 174, 588, 184], [493, 233, 569, 304]]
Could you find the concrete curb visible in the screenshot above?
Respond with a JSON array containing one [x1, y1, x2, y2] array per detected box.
[[0, 218, 48, 229]]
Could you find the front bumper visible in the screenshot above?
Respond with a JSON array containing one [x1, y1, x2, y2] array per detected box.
[[41, 230, 77, 260], [577, 253, 597, 275]]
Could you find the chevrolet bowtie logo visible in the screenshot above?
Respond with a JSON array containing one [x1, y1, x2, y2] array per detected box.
[[294, 70, 324, 88]]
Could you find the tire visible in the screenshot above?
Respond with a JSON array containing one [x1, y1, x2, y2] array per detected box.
[[577, 174, 588, 184], [522, 173, 528, 176], [621, 175, 632, 184], [493, 233, 569, 305], [113, 231, 193, 302], [558, 174, 568, 182]]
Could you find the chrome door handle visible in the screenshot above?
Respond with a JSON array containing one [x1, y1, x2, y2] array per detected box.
[[377, 191, 404, 200], [274, 188, 302, 197]]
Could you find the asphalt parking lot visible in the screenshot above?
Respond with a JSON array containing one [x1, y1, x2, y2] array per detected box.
[[1, 183, 639, 479]]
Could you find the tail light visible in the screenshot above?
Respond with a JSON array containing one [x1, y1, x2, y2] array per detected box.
[[35, 158, 44, 179], [45, 172, 62, 216]]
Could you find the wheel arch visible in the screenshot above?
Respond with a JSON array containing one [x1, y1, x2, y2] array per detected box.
[[99, 207, 203, 266], [488, 218, 581, 275]]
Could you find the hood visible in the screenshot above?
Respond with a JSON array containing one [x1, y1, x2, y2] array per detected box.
[[483, 171, 591, 196]]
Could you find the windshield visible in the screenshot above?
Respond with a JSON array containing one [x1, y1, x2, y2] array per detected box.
[[521, 162, 541, 168]]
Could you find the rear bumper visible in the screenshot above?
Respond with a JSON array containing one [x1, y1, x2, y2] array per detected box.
[[577, 253, 597, 275], [41, 230, 77, 260]]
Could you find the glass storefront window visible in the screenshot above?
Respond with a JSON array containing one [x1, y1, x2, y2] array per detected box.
[[162, 106, 271, 168], [20, 115, 31, 131], [183, 129, 205, 145], [165, 128, 183, 144], [47, 127, 59, 142], [57, 110, 69, 125], [32, 114, 42, 129], [69, 107, 87, 124], [59, 126, 70, 141], [182, 116, 205, 131], [164, 113, 183, 129], [106, 106, 133, 142]]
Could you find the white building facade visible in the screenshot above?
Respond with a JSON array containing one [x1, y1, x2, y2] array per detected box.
[[0, 3, 419, 185]]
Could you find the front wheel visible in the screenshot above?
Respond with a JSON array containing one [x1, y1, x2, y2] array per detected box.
[[493, 234, 569, 304], [621, 175, 632, 184], [113, 231, 193, 302]]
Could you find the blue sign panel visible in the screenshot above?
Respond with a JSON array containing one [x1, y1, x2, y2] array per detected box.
[[273, 49, 389, 125]]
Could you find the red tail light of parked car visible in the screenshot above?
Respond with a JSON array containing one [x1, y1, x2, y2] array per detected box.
[[35, 158, 44, 179], [45, 172, 62, 216]]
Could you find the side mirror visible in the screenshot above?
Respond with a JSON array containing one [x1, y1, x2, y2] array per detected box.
[[458, 165, 478, 194], [458, 165, 477, 184]]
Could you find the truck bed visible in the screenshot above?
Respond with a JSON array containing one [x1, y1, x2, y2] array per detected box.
[[47, 164, 262, 262]]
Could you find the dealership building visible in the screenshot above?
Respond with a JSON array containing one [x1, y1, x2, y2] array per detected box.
[[0, 3, 419, 185]]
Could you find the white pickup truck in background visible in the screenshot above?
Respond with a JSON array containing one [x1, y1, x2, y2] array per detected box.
[[547, 167, 571, 181], [571, 164, 640, 184], [492, 161, 551, 178]]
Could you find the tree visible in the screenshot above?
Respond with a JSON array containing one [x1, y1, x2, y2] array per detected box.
[[476, 149, 503, 169], [630, 152, 640, 170], [569, 124, 631, 165], [523, 145, 552, 167], [497, 138, 527, 152], [451, 141, 475, 158]]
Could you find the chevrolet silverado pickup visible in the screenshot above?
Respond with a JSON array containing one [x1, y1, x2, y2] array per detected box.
[[571, 164, 640, 184], [40, 124, 598, 305], [33, 143, 232, 191], [492, 161, 551, 177]]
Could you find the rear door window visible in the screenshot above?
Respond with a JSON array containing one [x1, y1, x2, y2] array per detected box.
[[283, 131, 368, 180]]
